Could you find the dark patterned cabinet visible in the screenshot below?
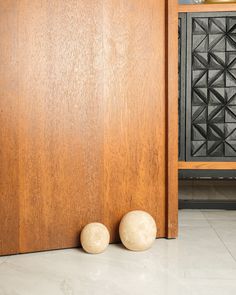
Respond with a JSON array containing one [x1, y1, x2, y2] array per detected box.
[[179, 12, 236, 162]]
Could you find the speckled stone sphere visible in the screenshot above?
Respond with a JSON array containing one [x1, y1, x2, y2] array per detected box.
[[119, 210, 157, 251], [80, 223, 110, 254]]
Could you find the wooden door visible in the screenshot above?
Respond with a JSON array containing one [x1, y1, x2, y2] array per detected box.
[[0, 0, 177, 255]]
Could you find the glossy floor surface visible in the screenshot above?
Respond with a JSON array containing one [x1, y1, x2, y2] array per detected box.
[[179, 180, 236, 201], [1, 210, 236, 295]]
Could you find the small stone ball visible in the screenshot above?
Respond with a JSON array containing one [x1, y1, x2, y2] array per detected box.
[[119, 210, 157, 251], [80, 223, 110, 254]]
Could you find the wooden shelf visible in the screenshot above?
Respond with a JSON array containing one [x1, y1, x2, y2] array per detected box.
[[178, 161, 236, 170], [178, 3, 236, 13]]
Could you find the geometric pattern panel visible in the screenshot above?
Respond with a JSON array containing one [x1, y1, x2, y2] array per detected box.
[[190, 15, 236, 158]]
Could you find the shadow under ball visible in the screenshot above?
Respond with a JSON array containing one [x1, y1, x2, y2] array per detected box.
[[119, 210, 157, 251]]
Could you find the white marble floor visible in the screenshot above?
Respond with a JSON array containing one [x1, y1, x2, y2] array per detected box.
[[1, 210, 236, 295]]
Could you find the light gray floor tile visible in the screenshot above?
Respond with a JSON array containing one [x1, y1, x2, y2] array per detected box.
[[179, 278, 236, 295], [179, 210, 208, 227], [179, 218, 210, 227], [179, 209, 205, 220], [207, 220, 236, 229], [202, 210, 236, 220], [224, 243, 236, 261], [0, 210, 236, 295]]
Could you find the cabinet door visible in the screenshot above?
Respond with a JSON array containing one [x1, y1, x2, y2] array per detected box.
[[0, 0, 169, 255], [186, 12, 236, 161]]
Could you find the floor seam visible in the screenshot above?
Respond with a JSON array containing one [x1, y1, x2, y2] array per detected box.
[[202, 212, 236, 264]]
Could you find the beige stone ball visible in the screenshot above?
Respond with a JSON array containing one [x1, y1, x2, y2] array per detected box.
[[119, 210, 157, 251], [80, 223, 110, 254]]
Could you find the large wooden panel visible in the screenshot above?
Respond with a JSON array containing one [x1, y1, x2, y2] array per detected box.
[[103, 0, 167, 240], [0, 0, 172, 255], [0, 0, 19, 255], [18, 0, 104, 252]]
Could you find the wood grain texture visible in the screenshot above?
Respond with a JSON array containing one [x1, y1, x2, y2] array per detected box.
[[0, 0, 19, 255], [103, 0, 167, 241], [0, 0, 172, 255], [179, 161, 236, 170], [179, 3, 236, 12], [18, 0, 104, 252], [167, 0, 178, 238]]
